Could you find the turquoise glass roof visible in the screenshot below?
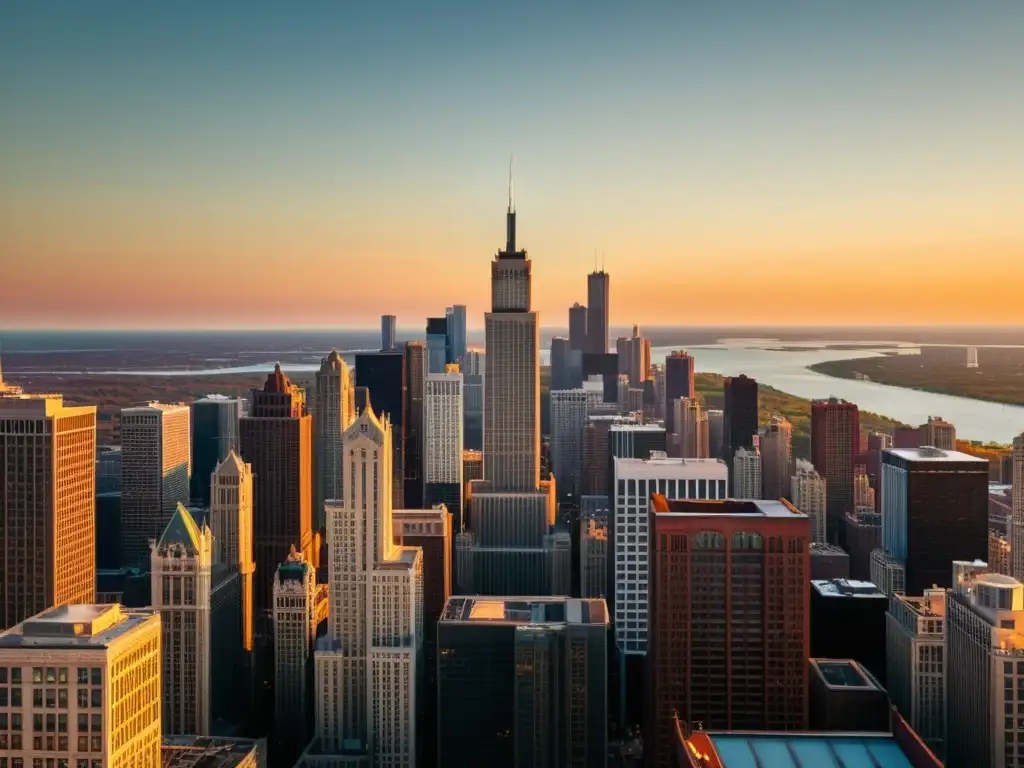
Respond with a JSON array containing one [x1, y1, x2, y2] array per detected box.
[[710, 735, 914, 768]]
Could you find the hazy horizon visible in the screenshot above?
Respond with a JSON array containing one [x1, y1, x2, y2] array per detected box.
[[3, 2, 1023, 328]]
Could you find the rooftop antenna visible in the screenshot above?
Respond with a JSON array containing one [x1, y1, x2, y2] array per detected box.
[[601, 251, 606, 271], [508, 153, 514, 213]]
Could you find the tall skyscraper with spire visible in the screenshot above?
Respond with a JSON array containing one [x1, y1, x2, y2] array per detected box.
[[457, 166, 570, 596], [586, 266, 610, 354]]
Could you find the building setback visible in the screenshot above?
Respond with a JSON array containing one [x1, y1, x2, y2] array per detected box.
[[0, 394, 97, 628], [437, 596, 609, 767], [645, 497, 810, 767], [239, 365, 314, 615]]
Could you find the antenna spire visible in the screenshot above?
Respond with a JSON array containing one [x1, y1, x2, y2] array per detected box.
[[504, 155, 517, 253], [508, 153, 515, 213]]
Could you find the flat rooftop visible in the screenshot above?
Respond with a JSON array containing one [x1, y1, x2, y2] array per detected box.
[[895, 591, 946, 618], [886, 446, 987, 463], [651, 496, 805, 519], [810, 543, 849, 557], [440, 596, 608, 627], [123, 401, 189, 413], [812, 579, 885, 599], [161, 736, 259, 768], [695, 733, 917, 768], [0, 604, 157, 649], [609, 423, 665, 432], [811, 659, 882, 690]]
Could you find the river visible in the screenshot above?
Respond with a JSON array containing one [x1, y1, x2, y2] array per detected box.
[[18, 339, 1024, 444]]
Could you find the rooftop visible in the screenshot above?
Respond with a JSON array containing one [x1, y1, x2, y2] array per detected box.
[[0, 604, 157, 649], [895, 590, 946, 618], [812, 579, 885, 599], [123, 401, 189, 414], [810, 543, 849, 557], [161, 736, 259, 768], [609, 422, 665, 432], [651, 496, 806, 519], [440, 596, 608, 627], [885, 446, 987, 463], [686, 732, 920, 768], [810, 659, 881, 690]]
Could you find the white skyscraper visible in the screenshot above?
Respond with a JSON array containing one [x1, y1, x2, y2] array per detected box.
[[150, 503, 214, 735], [1012, 433, 1024, 582], [423, 367, 464, 526], [550, 389, 588, 498], [309, 407, 423, 766], [314, 350, 355, 527], [792, 458, 828, 544], [0, 604, 162, 767], [121, 401, 191, 566], [613, 454, 728, 655], [733, 445, 762, 499]]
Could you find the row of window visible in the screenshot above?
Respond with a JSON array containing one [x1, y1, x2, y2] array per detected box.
[[0, 668, 101, 686]]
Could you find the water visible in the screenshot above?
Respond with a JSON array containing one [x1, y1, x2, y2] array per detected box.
[[10, 337, 1024, 443]]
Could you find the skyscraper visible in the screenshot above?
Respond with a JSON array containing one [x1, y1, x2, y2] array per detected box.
[[190, 394, 242, 507], [426, 316, 448, 373], [121, 401, 191, 568], [437, 596, 609, 767], [0, 394, 97, 629], [272, 548, 320, 766], [811, 397, 860, 544], [550, 335, 572, 391], [355, 350, 406, 508], [0, 604, 162, 766], [920, 416, 955, 450], [424, 368, 464, 528], [880, 446, 988, 595], [585, 270, 610, 354], [462, 348, 485, 451], [646, 497, 810, 765], [239, 365, 313, 614], [210, 450, 255, 653], [446, 303, 468, 365], [733, 445, 763, 498], [946, 571, 1024, 768], [723, 374, 758, 469], [313, 350, 354, 529], [760, 413, 792, 499], [550, 389, 588, 499], [460, 181, 568, 596], [313, 407, 422, 764], [622, 324, 651, 385], [664, 351, 695, 437], [707, 408, 725, 459], [674, 396, 709, 459], [381, 314, 397, 352], [792, 458, 827, 544], [569, 301, 588, 350], [405, 339, 426, 508], [1012, 432, 1024, 582], [393, 507, 452, 768]]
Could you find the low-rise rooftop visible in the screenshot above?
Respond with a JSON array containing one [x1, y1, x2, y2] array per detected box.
[[885, 446, 987, 463], [810, 659, 882, 690], [0, 604, 158, 649], [651, 496, 805, 519], [161, 736, 260, 768], [812, 579, 885, 599], [440, 596, 608, 627]]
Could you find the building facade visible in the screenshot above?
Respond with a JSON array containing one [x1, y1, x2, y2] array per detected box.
[[723, 375, 758, 470], [314, 350, 355, 529], [210, 450, 255, 652], [664, 351, 695, 438], [380, 314, 396, 352], [811, 397, 860, 545], [121, 401, 191, 568], [426, 316, 449, 374], [239, 365, 314, 615], [645, 498, 810, 767], [792, 458, 827, 544], [580, 519, 608, 599], [462, 349, 484, 451], [312, 407, 422, 765], [404, 340, 426, 509], [0, 394, 97, 629], [760, 414, 792, 500], [437, 596, 609, 767], [191, 394, 242, 507], [446, 304, 468, 366], [354, 351, 407, 509], [0, 604, 162, 768], [423, 369, 464, 530], [732, 446, 762, 499], [585, 270, 610, 354], [550, 389, 588, 499]]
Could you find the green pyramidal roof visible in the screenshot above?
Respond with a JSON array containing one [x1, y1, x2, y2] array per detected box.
[[158, 503, 204, 552]]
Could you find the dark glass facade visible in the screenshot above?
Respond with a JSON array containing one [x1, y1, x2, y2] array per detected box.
[[355, 351, 406, 508], [810, 579, 887, 684], [191, 396, 241, 507], [723, 374, 758, 467], [405, 341, 425, 509], [664, 352, 695, 436]]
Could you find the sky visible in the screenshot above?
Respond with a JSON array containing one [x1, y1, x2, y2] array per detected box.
[[1, 1, 1023, 330]]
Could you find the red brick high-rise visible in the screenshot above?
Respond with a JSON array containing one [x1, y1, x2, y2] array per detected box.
[[811, 397, 860, 545], [645, 496, 810, 767], [240, 364, 313, 615]]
